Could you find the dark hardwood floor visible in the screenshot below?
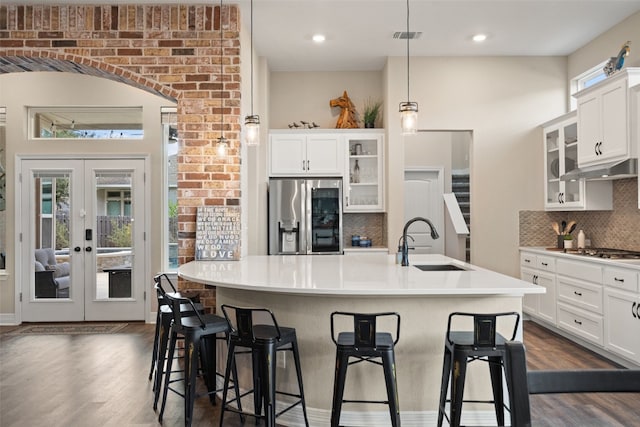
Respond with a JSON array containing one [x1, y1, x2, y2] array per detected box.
[[0, 320, 638, 426]]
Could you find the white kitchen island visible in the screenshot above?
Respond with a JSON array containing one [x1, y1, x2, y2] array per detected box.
[[179, 254, 543, 426]]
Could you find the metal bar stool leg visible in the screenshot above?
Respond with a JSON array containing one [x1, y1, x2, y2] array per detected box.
[[488, 355, 505, 426], [184, 335, 200, 427], [291, 339, 310, 426], [260, 344, 278, 427], [382, 349, 401, 427], [158, 326, 178, 423], [149, 309, 162, 380], [153, 313, 172, 409], [450, 349, 469, 427], [437, 349, 453, 427], [330, 349, 349, 427]]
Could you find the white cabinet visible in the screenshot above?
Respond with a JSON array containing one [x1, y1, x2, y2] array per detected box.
[[520, 251, 556, 324], [542, 111, 612, 210], [343, 132, 384, 212], [575, 68, 640, 167], [604, 266, 640, 363], [269, 132, 343, 176]]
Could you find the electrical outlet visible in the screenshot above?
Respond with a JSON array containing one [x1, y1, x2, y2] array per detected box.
[[277, 351, 286, 369]]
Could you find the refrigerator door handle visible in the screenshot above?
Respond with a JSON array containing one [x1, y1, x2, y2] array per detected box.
[[304, 181, 312, 253]]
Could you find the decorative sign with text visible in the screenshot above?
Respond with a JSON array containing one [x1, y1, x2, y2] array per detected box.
[[195, 206, 241, 261]]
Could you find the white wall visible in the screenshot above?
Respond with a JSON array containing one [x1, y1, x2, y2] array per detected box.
[[569, 11, 640, 80], [385, 56, 567, 276], [0, 72, 174, 317], [269, 71, 384, 129]]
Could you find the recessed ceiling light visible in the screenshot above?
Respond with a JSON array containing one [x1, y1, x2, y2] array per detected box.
[[312, 34, 326, 43], [472, 33, 487, 43]]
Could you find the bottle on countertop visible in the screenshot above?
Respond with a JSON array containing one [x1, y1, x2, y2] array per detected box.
[[577, 230, 586, 249]]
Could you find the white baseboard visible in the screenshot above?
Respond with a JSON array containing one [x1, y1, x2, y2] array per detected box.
[[0, 313, 18, 325]]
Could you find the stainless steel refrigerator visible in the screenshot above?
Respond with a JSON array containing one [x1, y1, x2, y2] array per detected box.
[[268, 178, 343, 255]]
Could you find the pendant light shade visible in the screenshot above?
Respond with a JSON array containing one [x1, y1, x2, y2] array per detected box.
[[399, 0, 418, 135], [400, 101, 418, 135], [244, 0, 260, 146]]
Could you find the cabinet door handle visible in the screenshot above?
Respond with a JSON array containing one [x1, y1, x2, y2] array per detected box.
[[598, 141, 603, 155], [524, 259, 531, 263], [541, 262, 548, 266], [306, 160, 310, 170], [302, 160, 306, 170], [557, 193, 562, 203], [346, 196, 349, 206], [614, 277, 624, 283], [594, 142, 599, 155], [574, 291, 582, 297], [533, 275, 538, 285], [574, 319, 582, 326], [633, 302, 637, 319]]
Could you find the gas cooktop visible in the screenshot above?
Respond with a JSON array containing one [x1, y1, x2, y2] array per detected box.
[[569, 248, 640, 259]]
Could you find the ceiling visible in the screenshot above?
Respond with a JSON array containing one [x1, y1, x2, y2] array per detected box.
[[12, 1, 640, 72]]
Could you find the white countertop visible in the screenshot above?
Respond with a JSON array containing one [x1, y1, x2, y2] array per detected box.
[[520, 247, 640, 270], [179, 254, 544, 297]]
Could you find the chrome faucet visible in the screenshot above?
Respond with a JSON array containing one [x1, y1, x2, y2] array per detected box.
[[401, 217, 440, 266]]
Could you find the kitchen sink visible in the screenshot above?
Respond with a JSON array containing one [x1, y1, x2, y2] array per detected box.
[[413, 264, 469, 271]]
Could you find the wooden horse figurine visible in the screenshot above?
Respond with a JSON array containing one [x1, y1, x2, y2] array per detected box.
[[330, 90, 359, 129]]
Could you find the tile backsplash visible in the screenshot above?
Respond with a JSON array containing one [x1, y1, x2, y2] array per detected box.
[[343, 213, 387, 248], [520, 178, 639, 251]]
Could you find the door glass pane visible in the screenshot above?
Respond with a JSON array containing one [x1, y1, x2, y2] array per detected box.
[[96, 172, 132, 299], [33, 173, 71, 299], [310, 187, 340, 253]]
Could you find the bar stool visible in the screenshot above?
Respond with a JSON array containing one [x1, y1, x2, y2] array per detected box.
[[437, 311, 520, 427], [218, 305, 309, 427], [150, 274, 205, 410], [148, 274, 200, 385], [330, 311, 401, 427], [157, 291, 241, 427]]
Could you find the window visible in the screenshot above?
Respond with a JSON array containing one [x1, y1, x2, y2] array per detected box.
[[106, 191, 131, 216], [162, 107, 178, 270], [570, 61, 607, 109], [29, 106, 143, 140]]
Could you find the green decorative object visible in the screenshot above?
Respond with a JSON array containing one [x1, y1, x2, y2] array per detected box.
[[363, 98, 382, 128]]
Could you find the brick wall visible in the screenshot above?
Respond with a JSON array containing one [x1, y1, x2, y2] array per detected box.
[[0, 4, 241, 304]]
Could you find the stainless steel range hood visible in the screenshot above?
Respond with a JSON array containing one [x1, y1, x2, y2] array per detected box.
[[560, 158, 637, 181]]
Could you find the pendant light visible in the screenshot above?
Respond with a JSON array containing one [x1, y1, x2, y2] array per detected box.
[[399, 0, 418, 135], [244, 0, 260, 146], [216, 0, 229, 158]]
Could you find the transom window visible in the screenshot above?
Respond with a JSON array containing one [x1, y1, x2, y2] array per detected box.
[[29, 106, 143, 140]]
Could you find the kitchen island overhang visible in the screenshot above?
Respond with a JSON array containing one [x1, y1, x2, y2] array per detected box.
[[178, 254, 543, 426]]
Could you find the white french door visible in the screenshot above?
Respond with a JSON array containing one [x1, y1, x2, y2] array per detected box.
[[20, 158, 147, 322], [403, 168, 445, 255]]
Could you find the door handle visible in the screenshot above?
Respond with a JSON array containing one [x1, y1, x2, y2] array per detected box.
[[633, 302, 637, 319], [302, 160, 306, 171], [85, 247, 92, 252], [74, 246, 82, 252]]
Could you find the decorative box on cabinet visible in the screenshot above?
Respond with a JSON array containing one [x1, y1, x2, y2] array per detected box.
[[542, 112, 612, 211], [520, 251, 556, 324], [344, 132, 384, 212], [574, 68, 640, 167], [269, 131, 343, 176], [603, 266, 640, 363]]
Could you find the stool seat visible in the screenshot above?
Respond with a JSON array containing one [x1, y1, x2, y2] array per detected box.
[[437, 311, 520, 427], [330, 311, 401, 427], [336, 331, 395, 350]]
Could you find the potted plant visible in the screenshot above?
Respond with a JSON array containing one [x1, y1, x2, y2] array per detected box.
[[362, 98, 382, 128]]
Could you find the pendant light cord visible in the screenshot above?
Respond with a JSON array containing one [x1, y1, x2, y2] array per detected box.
[[406, 0, 410, 103], [219, 0, 225, 138], [250, 0, 254, 115]]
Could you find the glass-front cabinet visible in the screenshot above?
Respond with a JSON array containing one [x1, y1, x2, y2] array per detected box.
[[544, 111, 583, 210], [344, 132, 384, 212]]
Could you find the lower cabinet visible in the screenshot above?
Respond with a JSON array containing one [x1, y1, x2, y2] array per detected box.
[[604, 288, 640, 363], [521, 249, 640, 366]]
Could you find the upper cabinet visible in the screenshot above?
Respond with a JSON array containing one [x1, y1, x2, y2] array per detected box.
[[269, 131, 343, 176], [574, 68, 640, 167], [344, 132, 384, 212], [542, 112, 612, 211]]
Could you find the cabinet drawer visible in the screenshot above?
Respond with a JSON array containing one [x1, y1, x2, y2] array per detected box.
[[557, 259, 603, 283], [604, 267, 639, 293], [557, 276, 603, 314], [557, 302, 603, 346], [519, 252, 555, 272], [536, 255, 555, 272], [520, 252, 536, 267]]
